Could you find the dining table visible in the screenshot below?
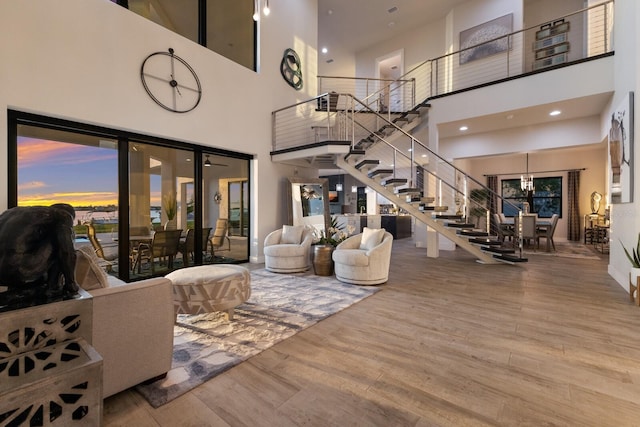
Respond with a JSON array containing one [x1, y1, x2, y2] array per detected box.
[[500, 216, 553, 251]]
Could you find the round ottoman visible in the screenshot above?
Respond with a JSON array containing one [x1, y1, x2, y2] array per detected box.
[[166, 265, 251, 320]]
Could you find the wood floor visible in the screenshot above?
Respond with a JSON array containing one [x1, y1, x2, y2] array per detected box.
[[103, 238, 640, 426]]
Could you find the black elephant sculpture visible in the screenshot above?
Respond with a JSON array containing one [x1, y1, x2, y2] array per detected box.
[[0, 203, 79, 308]]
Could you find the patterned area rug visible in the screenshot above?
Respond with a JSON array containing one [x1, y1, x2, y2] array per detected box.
[[135, 269, 380, 408]]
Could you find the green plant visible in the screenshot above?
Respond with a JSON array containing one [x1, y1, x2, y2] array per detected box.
[[317, 216, 354, 247], [621, 233, 640, 268], [163, 193, 177, 221]]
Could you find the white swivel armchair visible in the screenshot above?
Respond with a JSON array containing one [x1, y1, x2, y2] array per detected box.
[[332, 228, 393, 285], [264, 225, 314, 273]]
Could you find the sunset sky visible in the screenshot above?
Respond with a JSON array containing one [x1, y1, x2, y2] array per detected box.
[[18, 137, 120, 207]]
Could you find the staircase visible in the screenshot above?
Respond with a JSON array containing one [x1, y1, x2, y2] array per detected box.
[[271, 92, 528, 264]]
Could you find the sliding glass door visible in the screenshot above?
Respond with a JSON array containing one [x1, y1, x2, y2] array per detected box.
[[10, 111, 251, 282]]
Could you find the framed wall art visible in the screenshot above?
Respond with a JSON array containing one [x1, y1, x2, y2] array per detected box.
[[609, 91, 634, 203], [459, 14, 513, 65]]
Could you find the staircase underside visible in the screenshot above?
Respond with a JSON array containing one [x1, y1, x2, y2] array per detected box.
[[270, 140, 348, 168]]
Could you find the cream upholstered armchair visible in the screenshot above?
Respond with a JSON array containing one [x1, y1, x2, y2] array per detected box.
[[264, 225, 314, 273], [332, 228, 393, 285]]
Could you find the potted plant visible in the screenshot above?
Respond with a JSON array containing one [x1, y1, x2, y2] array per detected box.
[[621, 233, 640, 303], [163, 193, 178, 230]]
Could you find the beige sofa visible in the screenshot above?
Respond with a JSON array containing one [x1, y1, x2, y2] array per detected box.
[[75, 246, 174, 398]]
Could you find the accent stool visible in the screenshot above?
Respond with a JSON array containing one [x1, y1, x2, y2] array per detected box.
[[166, 264, 251, 320]]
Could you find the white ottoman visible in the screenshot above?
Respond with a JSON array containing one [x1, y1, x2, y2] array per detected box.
[[166, 265, 251, 320]]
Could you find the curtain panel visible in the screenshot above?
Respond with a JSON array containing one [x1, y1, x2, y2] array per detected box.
[[567, 170, 581, 241]]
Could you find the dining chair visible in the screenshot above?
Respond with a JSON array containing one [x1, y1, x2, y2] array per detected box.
[[209, 219, 231, 259], [536, 214, 559, 252], [178, 227, 212, 266], [514, 215, 537, 249], [85, 221, 118, 271], [494, 213, 514, 243], [132, 229, 183, 274]]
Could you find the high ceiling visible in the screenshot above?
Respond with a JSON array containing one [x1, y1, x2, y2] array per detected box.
[[318, 0, 468, 57]]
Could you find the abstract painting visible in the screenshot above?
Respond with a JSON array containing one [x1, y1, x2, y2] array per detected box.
[[609, 92, 634, 203], [459, 14, 513, 65]]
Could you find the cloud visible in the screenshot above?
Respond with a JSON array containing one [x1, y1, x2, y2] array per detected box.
[[18, 181, 47, 191]]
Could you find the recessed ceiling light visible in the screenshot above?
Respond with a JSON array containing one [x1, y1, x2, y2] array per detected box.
[[408, 148, 413, 152], [421, 154, 427, 158], [327, 9, 333, 15], [459, 126, 468, 131], [321, 47, 328, 54], [550, 110, 561, 116]]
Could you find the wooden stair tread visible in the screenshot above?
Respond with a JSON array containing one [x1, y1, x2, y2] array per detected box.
[[397, 187, 421, 194], [382, 178, 408, 186], [494, 254, 528, 263], [344, 150, 366, 161], [459, 230, 489, 237], [469, 238, 503, 246], [355, 159, 380, 170], [368, 169, 393, 178], [446, 222, 475, 228], [482, 246, 516, 254], [435, 214, 463, 220]]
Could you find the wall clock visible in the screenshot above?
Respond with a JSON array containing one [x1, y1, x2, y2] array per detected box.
[[141, 48, 202, 113]]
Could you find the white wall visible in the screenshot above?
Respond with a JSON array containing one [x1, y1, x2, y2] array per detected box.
[[0, 0, 319, 263], [607, 0, 640, 289]]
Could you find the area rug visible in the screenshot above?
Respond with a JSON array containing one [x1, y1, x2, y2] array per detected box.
[[522, 241, 603, 260], [135, 269, 380, 408]]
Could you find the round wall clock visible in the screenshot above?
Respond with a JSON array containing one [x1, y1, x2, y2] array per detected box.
[[141, 48, 202, 113]]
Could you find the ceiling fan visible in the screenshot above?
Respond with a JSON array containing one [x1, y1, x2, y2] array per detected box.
[[204, 154, 228, 167]]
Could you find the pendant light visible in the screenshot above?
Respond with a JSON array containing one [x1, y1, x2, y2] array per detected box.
[[520, 153, 534, 192]]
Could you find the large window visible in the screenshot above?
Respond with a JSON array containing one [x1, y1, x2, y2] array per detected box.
[[501, 177, 562, 218], [119, 0, 257, 71], [10, 111, 251, 282]]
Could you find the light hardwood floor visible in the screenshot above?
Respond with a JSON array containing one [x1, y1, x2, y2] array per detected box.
[[103, 238, 640, 426]]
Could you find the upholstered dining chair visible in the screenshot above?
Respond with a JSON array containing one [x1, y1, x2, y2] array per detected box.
[[332, 228, 393, 285], [264, 225, 314, 273], [494, 213, 514, 243], [513, 215, 537, 249], [536, 214, 560, 252]]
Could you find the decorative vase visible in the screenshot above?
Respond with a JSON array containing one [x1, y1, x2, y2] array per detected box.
[[313, 245, 334, 276], [630, 267, 640, 305]]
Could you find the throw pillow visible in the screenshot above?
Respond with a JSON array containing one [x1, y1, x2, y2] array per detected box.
[[359, 227, 385, 250], [281, 225, 304, 244], [75, 245, 110, 290]]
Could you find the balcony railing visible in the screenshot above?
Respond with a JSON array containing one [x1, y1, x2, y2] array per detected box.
[[319, 1, 613, 107]]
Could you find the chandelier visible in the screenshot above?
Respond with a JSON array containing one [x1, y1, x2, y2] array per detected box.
[[520, 153, 535, 192]]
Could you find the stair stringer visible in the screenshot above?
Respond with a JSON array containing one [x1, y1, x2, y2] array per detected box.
[[336, 157, 501, 265]]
